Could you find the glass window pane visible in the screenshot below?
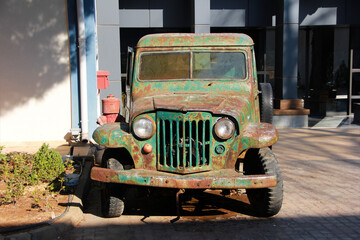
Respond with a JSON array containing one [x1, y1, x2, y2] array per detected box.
[[193, 52, 246, 79], [140, 53, 190, 80]]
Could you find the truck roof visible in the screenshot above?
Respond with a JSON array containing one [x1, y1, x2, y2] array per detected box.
[[137, 33, 254, 48]]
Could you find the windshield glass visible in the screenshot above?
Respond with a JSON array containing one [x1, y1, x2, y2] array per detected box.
[[193, 52, 246, 79], [139, 51, 246, 80], [140, 53, 190, 80]]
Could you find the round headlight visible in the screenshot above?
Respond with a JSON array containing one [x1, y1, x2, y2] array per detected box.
[[133, 117, 155, 139], [214, 118, 235, 140]]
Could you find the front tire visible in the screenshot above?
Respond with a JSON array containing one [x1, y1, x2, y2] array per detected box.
[[244, 148, 283, 217], [102, 183, 125, 218], [101, 157, 125, 218]]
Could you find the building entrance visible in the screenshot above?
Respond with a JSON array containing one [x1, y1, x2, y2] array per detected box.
[[298, 26, 360, 117]]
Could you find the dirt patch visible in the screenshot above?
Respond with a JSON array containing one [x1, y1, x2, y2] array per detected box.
[[0, 180, 69, 231]]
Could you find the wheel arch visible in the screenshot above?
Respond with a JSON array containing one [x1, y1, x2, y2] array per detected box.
[[96, 147, 135, 170]]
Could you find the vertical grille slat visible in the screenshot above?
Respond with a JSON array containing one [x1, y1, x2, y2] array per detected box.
[[162, 120, 166, 166], [182, 120, 186, 169], [195, 121, 199, 167], [176, 121, 180, 168], [157, 112, 212, 174], [188, 121, 192, 168], [202, 120, 206, 165], [169, 120, 173, 167]]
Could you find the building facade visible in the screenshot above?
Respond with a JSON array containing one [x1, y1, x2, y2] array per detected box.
[[1, 0, 359, 143], [97, 0, 360, 118]]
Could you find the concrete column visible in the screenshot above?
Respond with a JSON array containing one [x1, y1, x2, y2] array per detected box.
[[84, 0, 99, 137], [193, 0, 210, 33], [96, 0, 122, 113], [275, 0, 299, 99], [272, 0, 310, 128]]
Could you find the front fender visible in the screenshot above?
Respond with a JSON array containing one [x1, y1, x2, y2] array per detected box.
[[92, 123, 144, 168], [226, 123, 278, 168], [242, 122, 278, 148]]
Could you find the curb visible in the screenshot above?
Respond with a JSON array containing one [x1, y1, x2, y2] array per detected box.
[[1, 160, 92, 240], [1, 196, 83, 240]]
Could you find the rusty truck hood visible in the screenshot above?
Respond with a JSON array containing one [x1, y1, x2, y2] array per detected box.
[[131, 93, 251, 124]]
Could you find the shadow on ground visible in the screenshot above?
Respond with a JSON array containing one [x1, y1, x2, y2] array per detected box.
[[83, 182, 256, 219]]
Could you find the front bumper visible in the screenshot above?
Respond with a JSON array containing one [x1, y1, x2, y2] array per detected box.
[[90, 167, 277, 189]]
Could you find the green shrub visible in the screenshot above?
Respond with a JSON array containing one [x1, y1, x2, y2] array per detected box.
[[1, 150, 35, 204], [32, 144, 65, 183], [0, 144, 66, 205]]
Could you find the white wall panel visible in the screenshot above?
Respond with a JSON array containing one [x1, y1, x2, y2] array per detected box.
[[0, 0, 71, 143]]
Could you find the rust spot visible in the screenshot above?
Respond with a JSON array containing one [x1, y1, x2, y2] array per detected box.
[[143, 152, 156, 170], [133, 155, 140, 162]]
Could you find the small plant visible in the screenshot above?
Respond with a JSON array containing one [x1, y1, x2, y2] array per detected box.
[[32, 144, 65, 184], [64, 158, 75, 174], [32, 189, 40, 203], [1, 151, 34, 204], [0, 144, 66, 206], [0, 146, 10, 179]]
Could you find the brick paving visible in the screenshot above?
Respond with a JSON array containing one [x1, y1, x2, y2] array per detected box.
[[60, 128, 360, 240]]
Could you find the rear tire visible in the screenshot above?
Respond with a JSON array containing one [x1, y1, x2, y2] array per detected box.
[[101, 157, 125, 218], [244, 148, 283, 217]]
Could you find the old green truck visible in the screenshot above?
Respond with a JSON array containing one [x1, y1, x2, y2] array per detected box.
[[91, 33, 283, 218]]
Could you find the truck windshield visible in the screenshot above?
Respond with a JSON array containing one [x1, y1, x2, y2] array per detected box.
[[139, 51, 246, 80], [140, 53, 190, 80], [193, 52, 246, 79]]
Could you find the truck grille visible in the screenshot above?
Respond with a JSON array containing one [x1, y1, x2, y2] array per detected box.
[[157, 112, 212, 174]]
